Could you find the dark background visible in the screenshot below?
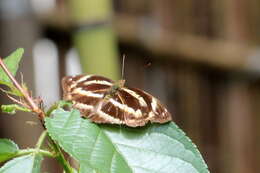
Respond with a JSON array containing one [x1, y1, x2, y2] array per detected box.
[[0, 0, 260, 172]]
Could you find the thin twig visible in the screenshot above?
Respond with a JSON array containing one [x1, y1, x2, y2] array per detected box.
[[6, 94, 30, 109], [15, 148, 54, 158], [36, 130, 47, 149], [0, 57, 72, 173], [0, 58, 45, 120]]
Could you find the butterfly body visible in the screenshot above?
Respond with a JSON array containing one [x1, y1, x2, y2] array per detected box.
[[62, 74, 172, 127]]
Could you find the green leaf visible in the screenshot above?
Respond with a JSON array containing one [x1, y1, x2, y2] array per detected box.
[[45, 109, 210, 173], [1, 104, 31, 114], [79, 165, 96, 173], [0, 48, 24, 85], [0, 139, 19, 162], [46, 100, 73, 116], [0, 154, 42, 173]]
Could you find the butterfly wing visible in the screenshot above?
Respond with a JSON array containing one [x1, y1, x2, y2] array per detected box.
[[62, 74, 121, 123], [62, 75, 172, 127]]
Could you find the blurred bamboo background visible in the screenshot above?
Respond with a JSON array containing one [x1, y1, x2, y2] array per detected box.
[[1, 0, 260, 172]]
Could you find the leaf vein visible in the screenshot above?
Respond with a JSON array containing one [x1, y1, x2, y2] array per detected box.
[[102, 130, 133, 173], [115, 142, 198, 171]]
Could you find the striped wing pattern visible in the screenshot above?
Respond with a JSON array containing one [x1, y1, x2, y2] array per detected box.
[[62, 74, 172, 127]]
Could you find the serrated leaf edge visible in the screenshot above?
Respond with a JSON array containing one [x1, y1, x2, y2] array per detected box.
[[45, 109, 133, 173]]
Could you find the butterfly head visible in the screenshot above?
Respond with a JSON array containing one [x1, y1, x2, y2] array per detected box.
[[118, 79, 125, 88], [104, 79, 125, 100]]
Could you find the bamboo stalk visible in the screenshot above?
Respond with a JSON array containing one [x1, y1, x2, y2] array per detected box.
[[67, 0, 120, 80]]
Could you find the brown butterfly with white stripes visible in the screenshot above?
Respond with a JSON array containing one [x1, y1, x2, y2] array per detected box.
[[62, 75, 172, 127]]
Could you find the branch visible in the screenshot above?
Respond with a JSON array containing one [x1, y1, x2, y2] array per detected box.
[[15, 148, 54, 158], [0, 58, 45, 120], [0, 57, 74, 173]]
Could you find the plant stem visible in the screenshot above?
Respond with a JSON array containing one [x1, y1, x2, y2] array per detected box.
[[0, 58, 45, 120], [0, 58, 74, 172], [15, 148, 54, 158], [51, 141, 74, 173], [36, 130, 47, 149], [38, 130, 73, 173], [11, 131, 53, 158]]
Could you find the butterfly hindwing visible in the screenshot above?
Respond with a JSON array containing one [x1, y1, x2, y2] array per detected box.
[[127, 87, 172, 123]]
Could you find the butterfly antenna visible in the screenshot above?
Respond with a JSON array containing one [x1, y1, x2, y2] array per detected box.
[[121, 54, 126, 79]]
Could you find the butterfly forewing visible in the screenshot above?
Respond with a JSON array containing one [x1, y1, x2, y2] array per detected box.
[[62, 74, 172, 127]]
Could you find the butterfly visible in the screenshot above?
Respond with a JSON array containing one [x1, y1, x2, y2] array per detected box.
[[62, 74, 172, 127]]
